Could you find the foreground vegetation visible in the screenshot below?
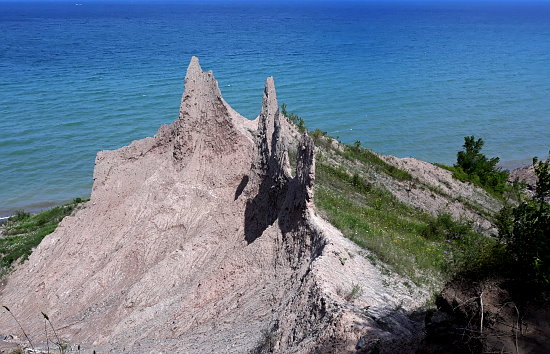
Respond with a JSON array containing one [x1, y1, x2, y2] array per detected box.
[[0, 198, 88, 278]]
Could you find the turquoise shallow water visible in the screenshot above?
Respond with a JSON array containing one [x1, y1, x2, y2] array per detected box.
[[1, 1, 549, 216]]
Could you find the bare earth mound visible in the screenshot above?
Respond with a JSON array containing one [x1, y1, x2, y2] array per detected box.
[[0, 58, 427, 353]]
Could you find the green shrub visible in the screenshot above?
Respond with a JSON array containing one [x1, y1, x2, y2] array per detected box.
[[351, 173, 371, 193], [421, 213, 470, 241], [309, 128, 338, 150], [453, 136, 509, 197], [310, 128, 326, 143], [498, 157, 550, 288], [9, 210, 30, 222], [422, 213, 503, 275]]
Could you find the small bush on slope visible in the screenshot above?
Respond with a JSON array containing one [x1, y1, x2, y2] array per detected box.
[[341, 140, 413, 181], [497, 157, 550, 289], [422, 214, 504, 276], [438, 136, 509, 198], [281, 103, 305, 133]]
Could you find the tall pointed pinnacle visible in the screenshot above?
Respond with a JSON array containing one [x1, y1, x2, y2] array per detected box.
[[172, 56, 238, 163], [257, 75, 292, 180], [258, 77, 279, 158], [178, 56, 224, 122], [186, 56, 202, 79]]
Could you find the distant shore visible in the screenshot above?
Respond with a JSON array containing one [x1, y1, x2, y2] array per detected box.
[[498, 157, 537, 172], [0, 196, 89, 220]]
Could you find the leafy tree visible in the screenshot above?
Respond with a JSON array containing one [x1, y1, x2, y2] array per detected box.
[[454, 136, 509, 195], [310, 128, 327, 144], [456, 136, 498, 175], [497, 157, 550, 287]]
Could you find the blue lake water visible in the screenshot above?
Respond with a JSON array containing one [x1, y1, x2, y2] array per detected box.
[[1, 1, 549, 216]]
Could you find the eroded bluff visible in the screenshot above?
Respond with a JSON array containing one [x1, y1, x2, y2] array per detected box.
[[0, 57, 427, 353]]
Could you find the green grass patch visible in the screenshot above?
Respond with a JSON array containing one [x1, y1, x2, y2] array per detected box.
[[0, 198, 88, 277], [422, 213, 504, 275]]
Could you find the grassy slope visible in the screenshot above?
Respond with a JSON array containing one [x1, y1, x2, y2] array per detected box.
[[0, 199, 88, 278], [312, 137, 502, 286], [315, 163, 443, 281]]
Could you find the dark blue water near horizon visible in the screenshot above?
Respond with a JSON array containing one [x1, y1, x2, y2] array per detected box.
[[1, 1, 549, 216]]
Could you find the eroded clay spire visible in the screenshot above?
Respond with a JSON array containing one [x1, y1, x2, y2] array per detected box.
[[257, 77, 279, 162], [172, 56, 238, 163], [186, 56, 202, 79], [296, 134, 316, 209], [178, 56, 224, 122]]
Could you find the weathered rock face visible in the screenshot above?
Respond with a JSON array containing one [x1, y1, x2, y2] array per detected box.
[[0, 57, 426, 353]]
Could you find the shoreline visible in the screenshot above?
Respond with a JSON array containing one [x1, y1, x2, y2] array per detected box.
[[497, 157, 537, 172], [0, 196, 89, 220]]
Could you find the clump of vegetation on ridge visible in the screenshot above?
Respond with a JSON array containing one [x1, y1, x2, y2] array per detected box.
[[281, 103, 305, 133], [497, 156, 550, 290], [342, 140, 413, 181], [436, 136, 509, 198]]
